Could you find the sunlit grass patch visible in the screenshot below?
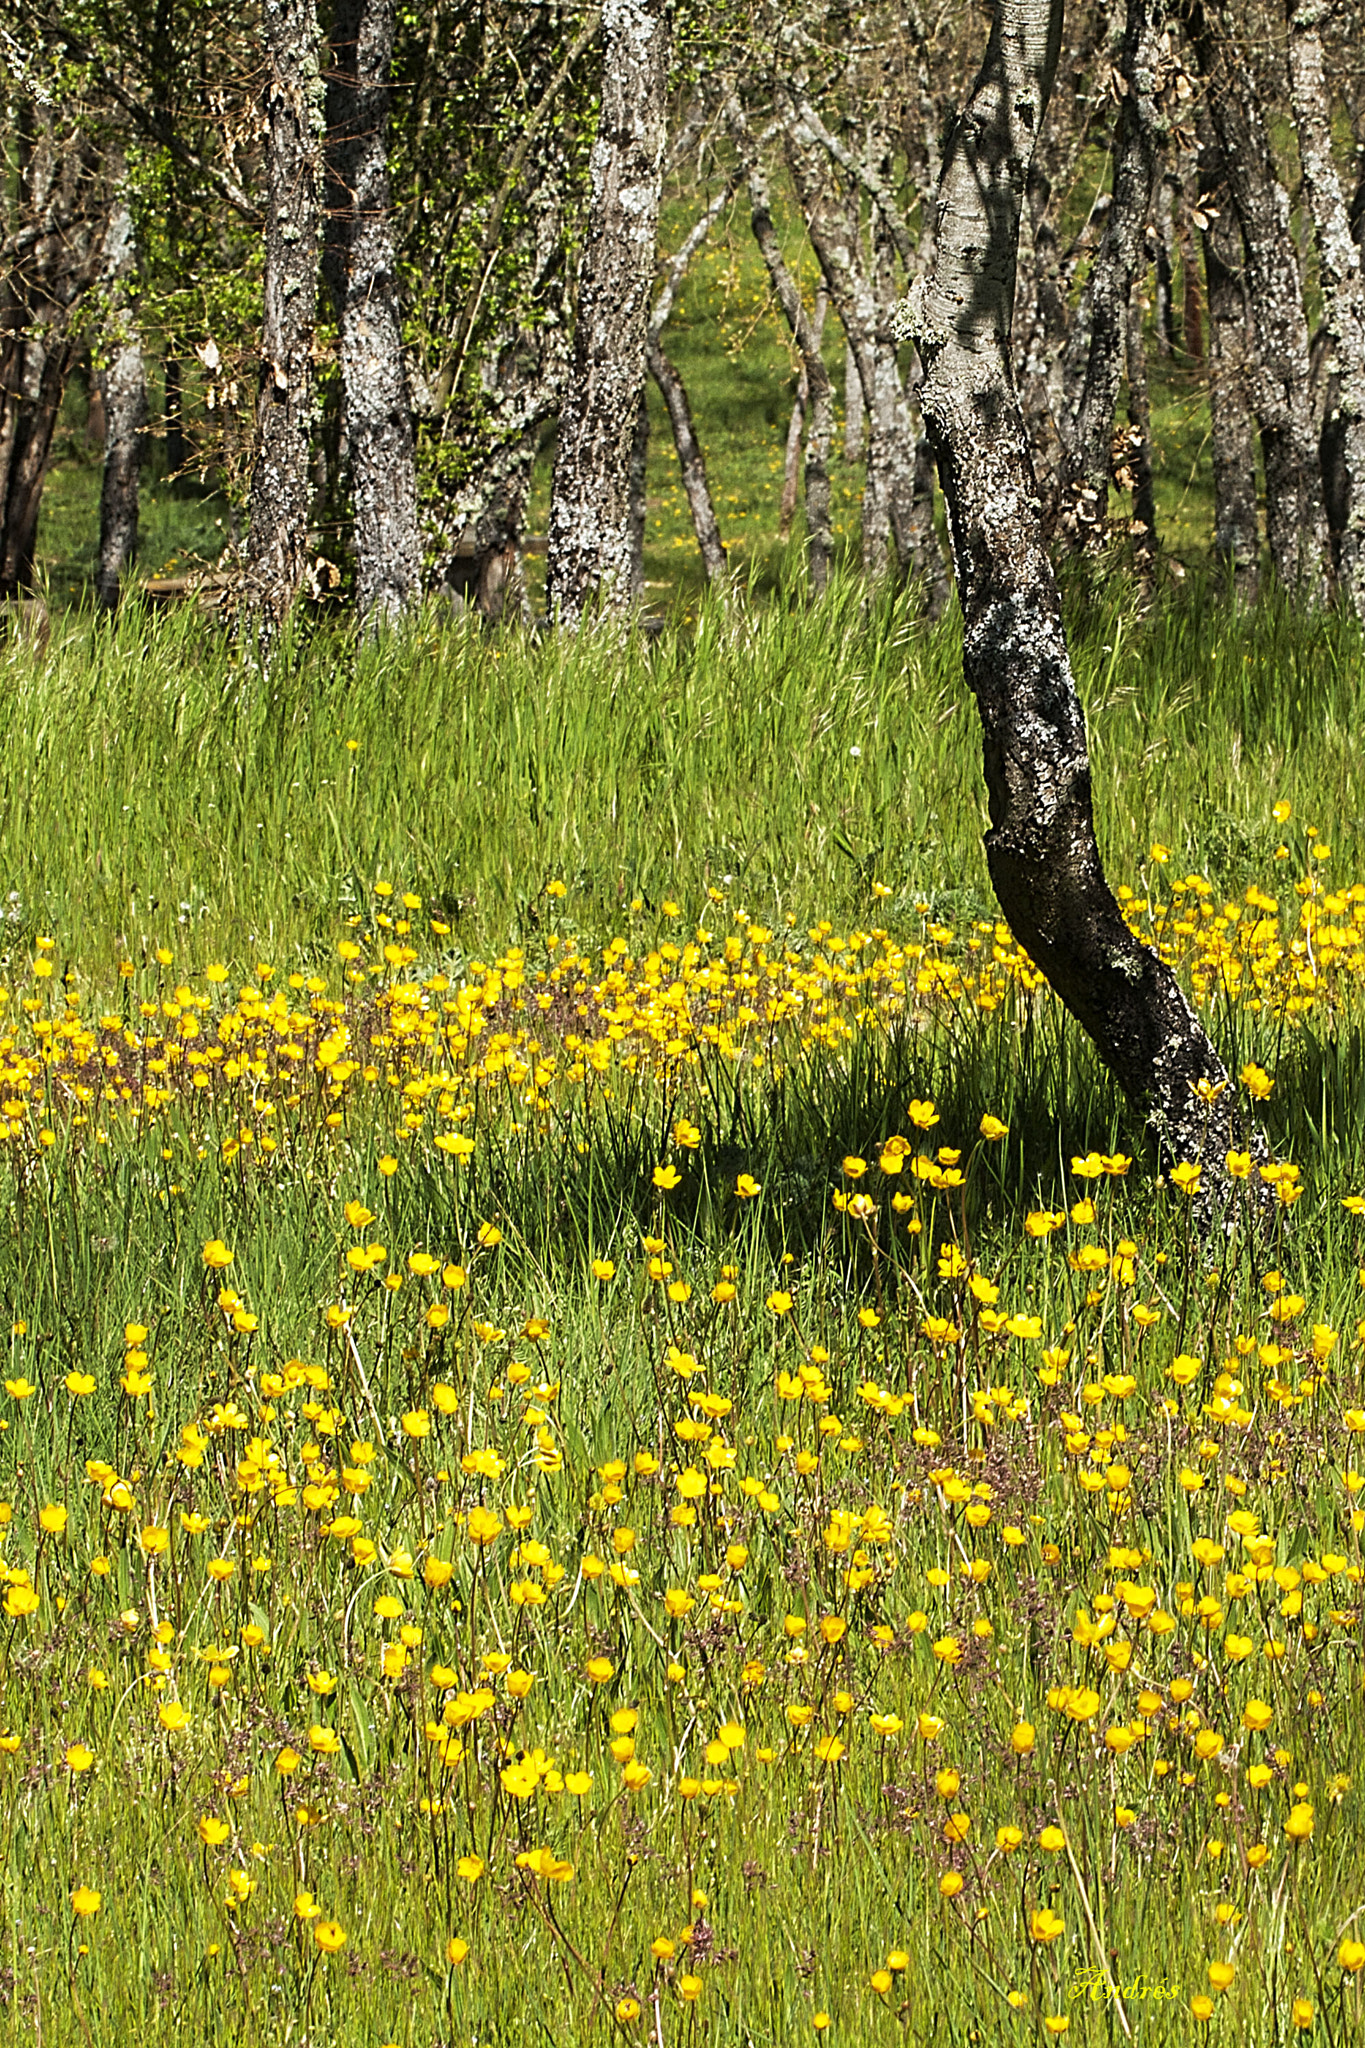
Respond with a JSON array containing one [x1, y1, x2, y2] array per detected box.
[[3, 801, 1365, 2041]]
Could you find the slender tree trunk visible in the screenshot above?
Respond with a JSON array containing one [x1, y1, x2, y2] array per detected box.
[[546, 0, 669, 625], [903, 0, 1265, 1217], [731, 108, 833, 591], [779, 365, 808, 540], [1125, 277, 1158, 545], [844, 339, 865, 459], [1183, 0, 1330, 599], [1061, 0, 1168, 528], [648, 340, 727, 582], [646, 177, 733, 586], [324, 0, 423, 622], [782, 97, 931, 588], [873, 199, 929, 585], [440, 138, 578, 623], [782, 110, 891, 577], [1197, 111, 1260, 599], [1175, 151, 1203, 359], [1015, 168, 1073, 503], [1154, 178, 1174, 355], [95, 192, 146, 610], [163, 356, 189, 487], [1286, 0, 1365, 615], [0, 121, 106, 598], [246, 0, 324, 629]]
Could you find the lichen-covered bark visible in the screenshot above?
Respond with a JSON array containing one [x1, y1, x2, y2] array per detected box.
[[626, 387, 649, 601], [324, 0, 422, 622], [1196, 110, 1260, 599], [904, 0, 1265, 1218], [730, 104, 833, 593], [245, 0, 324, 629], [1062, 0, 1168, 521], [546, 0, 669, 626], [95, 193, 146, 611], [1286, 0, 1365, 615], [1182, 0, 1329, 599]]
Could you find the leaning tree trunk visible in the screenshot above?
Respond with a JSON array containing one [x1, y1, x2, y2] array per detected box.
[[1286, 0, 1365, 615], [245, 0, 324, 631], [647, 339, 727, 583], [545, 0, 669, 626], [95, 187, 146, 610], [647, 179, 731, 586], [902, 0, 1266, 1220], [730, 106, 834, 593], [1182, 0, 1329, 600], [1060, 0, 1168, 531], [1196, 110, 1260, 599], [323, 0, 422, 622]]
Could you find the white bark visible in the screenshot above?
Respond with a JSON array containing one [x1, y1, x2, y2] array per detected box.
[[546, 0, 669, 626], [1287, 0, 1365, 615]]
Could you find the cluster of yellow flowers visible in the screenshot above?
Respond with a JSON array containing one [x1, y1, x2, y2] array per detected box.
[[2, 848, 1364, 2037], [0, 855, 1358, 1176], [1, 1123, 1362, 2037]]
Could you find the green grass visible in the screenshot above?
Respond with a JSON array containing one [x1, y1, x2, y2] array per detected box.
[[1, 574, 1365, 2043], [4, 567, 1365, 976]]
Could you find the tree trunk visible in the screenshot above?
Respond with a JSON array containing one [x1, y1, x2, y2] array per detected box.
[[903, 0, 1265, 1218], [323, 0, 423, 622], [438, 134, 579, 624], [646, 178, 733, 587], [1286, 0, 1365, 615], [0, 118, 106, 598], [779, 364, 808, 541], [868, 179, 945, 597], [1175, 151, 1204, 359], [546, 0, 669, 626], [648, 339, 727, 583], [731, 108, 833, 593], [245, 0, 324, 629], [627, 385, 649, 601], [1182, 0, 1330, 599], [95, 193, 146, 611], [1197, 110, 1260, 599], [1061, 0, 1168, 530], [1015, 166, 1074, 504], [782, 111, 892, 577], [1154, 175, 1176, 356], [163, 356, 189, 487], [782, 97, 932, 589], [844, 339, 865, 459], [1125, 277, 1158, 546]]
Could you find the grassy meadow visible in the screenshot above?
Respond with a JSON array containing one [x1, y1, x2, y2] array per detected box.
[[2, 573, 1365, 2047]]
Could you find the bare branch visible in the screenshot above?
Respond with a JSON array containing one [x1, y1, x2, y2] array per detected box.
[[29, 11, 260, 222]]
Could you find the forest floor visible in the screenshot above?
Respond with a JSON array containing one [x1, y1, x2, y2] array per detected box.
[[1, 570, 1364, 2044]]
